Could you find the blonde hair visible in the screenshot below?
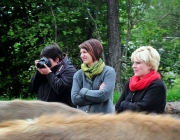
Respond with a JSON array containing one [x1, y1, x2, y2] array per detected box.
[[131, 46, 160, 71]]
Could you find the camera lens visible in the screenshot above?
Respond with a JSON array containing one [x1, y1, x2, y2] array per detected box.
[[36, 58, 51, 68]]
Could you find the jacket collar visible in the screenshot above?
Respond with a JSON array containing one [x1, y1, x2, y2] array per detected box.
[[53, 55, 70, 75]]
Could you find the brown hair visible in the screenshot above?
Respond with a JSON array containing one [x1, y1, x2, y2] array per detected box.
[[78, 39, 103, 62]]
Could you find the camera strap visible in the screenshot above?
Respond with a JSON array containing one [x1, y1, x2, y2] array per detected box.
[[55, 65, 64, 76]]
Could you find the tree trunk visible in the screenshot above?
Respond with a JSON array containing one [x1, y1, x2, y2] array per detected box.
[[107, 0, 122, 92]]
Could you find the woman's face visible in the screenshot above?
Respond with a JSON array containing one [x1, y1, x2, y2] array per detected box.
[[80, 48, 97, 67], [132, 58, 151, 78]]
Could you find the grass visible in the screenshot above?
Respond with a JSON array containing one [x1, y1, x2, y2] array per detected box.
[[113, 78, 180, 104], [0, 94, 37, 101], [113, 91, 121, 104], [166, 78, 180, 102]]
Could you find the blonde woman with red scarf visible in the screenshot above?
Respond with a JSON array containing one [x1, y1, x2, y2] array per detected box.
[[115, 46, 166, 114]]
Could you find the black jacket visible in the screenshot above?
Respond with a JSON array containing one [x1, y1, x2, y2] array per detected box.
[[115, 79, 166, 114], [30, 56, 77, 107]]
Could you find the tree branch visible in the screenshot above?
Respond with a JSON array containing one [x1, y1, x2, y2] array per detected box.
[[51, 6, 57, 43]]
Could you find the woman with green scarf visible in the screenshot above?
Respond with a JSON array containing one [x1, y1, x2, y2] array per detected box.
[[71, 39, 116, 114]]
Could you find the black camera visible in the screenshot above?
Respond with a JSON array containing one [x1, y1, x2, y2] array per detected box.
[[36, 57, 51, 68]]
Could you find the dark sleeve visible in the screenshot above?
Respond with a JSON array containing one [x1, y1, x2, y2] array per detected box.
[[46, 65, 77, 95], [120, 80, 166, 112], [115, 81, 129, 113], [30, 71, 45, 92]]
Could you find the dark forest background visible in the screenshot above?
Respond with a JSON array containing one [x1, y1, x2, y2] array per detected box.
[[1, 0, 180, 99]]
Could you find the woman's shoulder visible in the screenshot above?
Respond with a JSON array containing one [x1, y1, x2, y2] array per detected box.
[[104, 65, 115, 72], [103, 66, 116, 77], [150, 79, 166, 88], [74, 69, 83, 75], [151, 79, 165, 84]]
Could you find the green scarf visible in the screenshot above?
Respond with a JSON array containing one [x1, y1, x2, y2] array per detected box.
[[81, 58, 105, 80]]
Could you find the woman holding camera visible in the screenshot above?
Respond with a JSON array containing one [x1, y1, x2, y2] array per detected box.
[[30, 43, 77, 107]]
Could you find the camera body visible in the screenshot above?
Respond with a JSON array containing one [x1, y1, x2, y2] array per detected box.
[[36, 57, 51, 68]]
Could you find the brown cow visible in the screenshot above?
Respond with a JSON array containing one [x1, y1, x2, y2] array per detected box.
[[0, 111, 179, 140], [0, 99, 86, 123]]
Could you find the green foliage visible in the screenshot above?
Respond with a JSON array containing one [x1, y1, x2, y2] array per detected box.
[[1, 0, 180, 99], [1, 0, 102, 98], [166, 77, 180, 101], [125, 0, 180, 89], [113, 91, 121, 104]]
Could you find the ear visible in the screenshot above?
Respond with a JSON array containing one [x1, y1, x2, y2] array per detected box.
[[55, 57, 59, 63], [148, 65, 152, 71]]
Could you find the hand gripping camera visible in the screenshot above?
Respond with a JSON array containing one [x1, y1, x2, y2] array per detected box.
[[36, 57, 51, 68]]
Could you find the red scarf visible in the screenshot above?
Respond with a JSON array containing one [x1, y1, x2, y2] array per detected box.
[[129, 71, 161, 92]]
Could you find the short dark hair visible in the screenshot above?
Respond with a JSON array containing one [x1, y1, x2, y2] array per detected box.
[[40, 43, 64, 61], [78, 39, 103, 61]]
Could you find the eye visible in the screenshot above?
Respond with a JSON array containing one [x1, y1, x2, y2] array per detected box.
[[132, 61, 141, 65]]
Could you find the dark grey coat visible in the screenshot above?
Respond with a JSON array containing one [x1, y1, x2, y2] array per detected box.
[[71, 65, 116, 114]]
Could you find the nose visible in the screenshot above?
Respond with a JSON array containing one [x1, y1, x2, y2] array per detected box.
[[80, 53, 84, 58], [132, 63, 136, 68]]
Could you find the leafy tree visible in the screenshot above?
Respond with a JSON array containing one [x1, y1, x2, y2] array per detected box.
[[106, 0, 121, 92], [0, 0, 98, 98], [128, 0, 180, 88], [1, 0, 180, 99]]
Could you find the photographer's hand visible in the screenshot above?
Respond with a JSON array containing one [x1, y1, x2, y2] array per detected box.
[[34, 60, 39, 66], [36, 64, 52, 75]]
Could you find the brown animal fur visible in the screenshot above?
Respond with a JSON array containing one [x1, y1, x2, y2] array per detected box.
[[0, 111, 180, 140], [0, 99, 86, 123]]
